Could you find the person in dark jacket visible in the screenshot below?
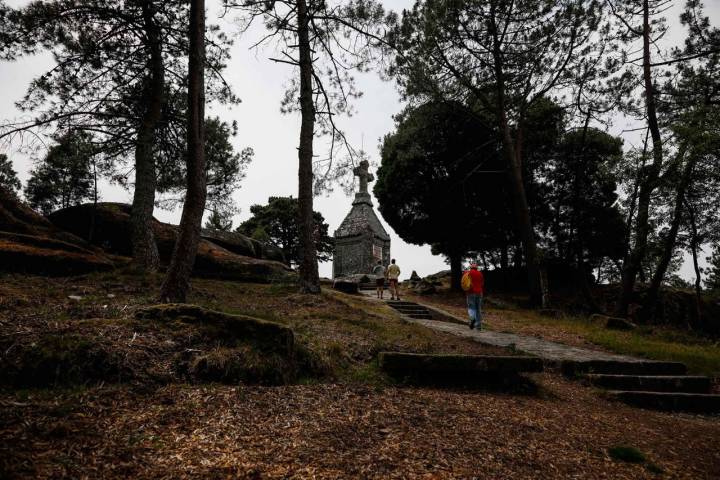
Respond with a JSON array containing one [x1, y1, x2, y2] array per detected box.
[[464, 262, 485, 330]]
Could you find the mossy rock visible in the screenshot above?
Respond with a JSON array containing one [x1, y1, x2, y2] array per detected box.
[[0, 231, 116, 276], [378, 352, 542, 391], [136, 304, 328, 386], [185, 346, 295, 385], [49, 203, 295, 283], [605, 316, 637, 331], [0, 185, 89, 248], [135, 304, 295, 355], [333, 279, 359, 294], [0, 334, 129, 387]]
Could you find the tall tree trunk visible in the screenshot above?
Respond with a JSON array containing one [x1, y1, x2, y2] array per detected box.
[[571, 113, 599, 312], [503, 125, 544, 306], [449, 251, 462, 292], [159, 0, 206, 302], [621, 134, 646, 262], [645, 145, 693, 312], [513, 243, 523, 269], [131, 0, 164, 272], [489, 10, 544, 306], [686, 198, 702, 326], [296, 0, 320, 294], [616, 0, 664, 316], [500, 243, 509, 270], [89, 157, 98, 242]]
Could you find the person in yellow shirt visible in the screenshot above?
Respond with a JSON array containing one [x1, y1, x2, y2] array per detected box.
[[386, 258, 401, 301]]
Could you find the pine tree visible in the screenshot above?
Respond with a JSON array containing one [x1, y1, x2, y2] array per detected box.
[[1, 0, 236, 271], [226, 0, 390, 293], [706, 246, 720, 292], [0, 154, 21, 195], [24, 132, 95, 215]]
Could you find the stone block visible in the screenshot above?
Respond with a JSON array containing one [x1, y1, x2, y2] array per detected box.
[[584, 374, 711, 393], [379, 352, 543, 375], [605, 317, 637, 331], [606, 390, 720, 414], [332, 279, 359, 294], [378, 352, 543, 389], [538, 308, 564, 319], [561, 360, 687, 376], [135, 304, 294, 355]]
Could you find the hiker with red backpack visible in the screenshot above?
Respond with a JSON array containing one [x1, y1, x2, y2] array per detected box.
[[461, 262, 485, 330]]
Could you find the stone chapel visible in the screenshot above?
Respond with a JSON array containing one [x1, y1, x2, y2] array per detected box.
[[332, 160, 391, 278]]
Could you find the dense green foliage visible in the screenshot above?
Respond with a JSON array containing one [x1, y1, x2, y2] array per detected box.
[[157, 117, 253, 219], [0, 154, 20, 194], [706, 246, 720, 292], [24, 132, 96, 215], [376, 101, 504, 258], [376, 98, 627, 289], [236, 196, 334, 266]]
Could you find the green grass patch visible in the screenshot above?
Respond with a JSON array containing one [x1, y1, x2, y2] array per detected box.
[[607, 445, 665, 474], [587, 329, 720, 376], [344, 362, 389, 386], [499, 311, 720, 376], [645, 462, 665, 475], [608, 445, 646, 463]]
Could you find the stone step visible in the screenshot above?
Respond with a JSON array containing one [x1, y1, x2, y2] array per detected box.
[[562, 360, 687, 377], [584, 374, 711, 394], [406, 313, 433, 320], [606, 390, 720, 414], [386, 301, 416, 306], [379, 352, 544, 376], [388, 305, 428, 313]]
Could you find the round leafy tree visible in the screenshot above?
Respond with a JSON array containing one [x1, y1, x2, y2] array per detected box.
[[236, 196, 334, 267], [375, 101, 509, 290]]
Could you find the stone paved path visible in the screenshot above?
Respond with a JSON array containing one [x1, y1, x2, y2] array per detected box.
[[360, 290, 642, 364], [407, 317, 641, 364]]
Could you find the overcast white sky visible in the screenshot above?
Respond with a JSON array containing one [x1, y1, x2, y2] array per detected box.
[[1, 0, 718, 281]]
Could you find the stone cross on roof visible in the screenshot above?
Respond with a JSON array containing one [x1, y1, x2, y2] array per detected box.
[[353, 160, 374, 194]]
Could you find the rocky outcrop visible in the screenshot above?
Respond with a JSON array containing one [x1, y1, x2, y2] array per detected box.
[[48, 203, 294, 282], [201, 228, 287, 264], [136, 304, 298, 385], [0, 186, 115, 275], [0, 231, 115, 276], [0, 186, 91, 247], [413, 279, 437, 295]]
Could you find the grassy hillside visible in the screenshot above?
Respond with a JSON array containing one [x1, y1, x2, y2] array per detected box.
[[1, 272, 719, 479]]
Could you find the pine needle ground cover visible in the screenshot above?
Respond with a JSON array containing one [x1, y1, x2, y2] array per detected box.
[[1, 272, 719, 478]]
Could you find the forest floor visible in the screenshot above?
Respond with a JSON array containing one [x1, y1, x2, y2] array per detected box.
[[1, 272, 719, 479]]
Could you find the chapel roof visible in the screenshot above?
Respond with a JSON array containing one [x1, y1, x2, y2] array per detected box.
[[334, 192, 390, 241]]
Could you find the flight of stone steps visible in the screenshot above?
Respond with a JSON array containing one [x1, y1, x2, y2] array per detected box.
[[357, 285, 719, 414], [358, 282, 437, 321], [386, 300, 434, 320], [563, 360, 720, 414]]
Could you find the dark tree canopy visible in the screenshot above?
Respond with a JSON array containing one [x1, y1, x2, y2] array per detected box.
[[542, 127, 627, 266], [1, 0, 236, 272], [205, 209, 234, 232], [236, 196, 334, 266], [390, 0, 604, 306], [0, 154, 21, 194], [375, 100, 505, 288], [157, 117, 253, 219], [706, 246, 720, 292], [24, 132, 95, 215]]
